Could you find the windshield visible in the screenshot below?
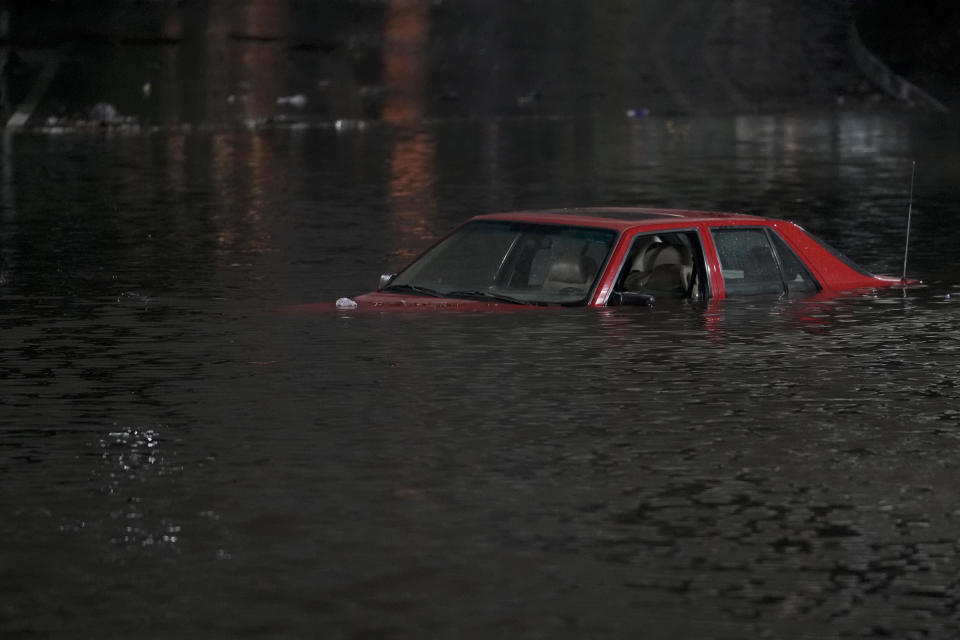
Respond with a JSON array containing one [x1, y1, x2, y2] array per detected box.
[[385, 220, 618, 305]]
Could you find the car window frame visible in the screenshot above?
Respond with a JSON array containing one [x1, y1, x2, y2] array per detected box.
[[605, 227, 711, 304], [708, 225, 821, 297], [766, 228, 822, 295]]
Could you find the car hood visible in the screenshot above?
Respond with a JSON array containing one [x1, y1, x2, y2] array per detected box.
[[352, 291, 526, 310], [281, 291, 533, 314]]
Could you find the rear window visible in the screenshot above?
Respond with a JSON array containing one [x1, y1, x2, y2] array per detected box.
[[803, 230, 875, 277]]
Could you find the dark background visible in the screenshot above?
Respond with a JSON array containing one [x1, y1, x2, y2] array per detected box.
[[2, 0, 958, 128]]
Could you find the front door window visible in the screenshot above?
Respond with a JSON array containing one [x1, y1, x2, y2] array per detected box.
[[612, 230, 707, 302]]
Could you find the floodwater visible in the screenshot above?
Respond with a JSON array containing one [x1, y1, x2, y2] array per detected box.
[[4, 2, 960, 639], [4, 113, 960, 640]]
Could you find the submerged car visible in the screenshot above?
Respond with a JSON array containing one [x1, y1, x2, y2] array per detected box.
[[346, 208, 909, 309]]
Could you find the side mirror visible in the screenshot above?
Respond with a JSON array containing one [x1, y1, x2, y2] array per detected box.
[[378, 273, 396, 290], [609, 291, 656, 307]]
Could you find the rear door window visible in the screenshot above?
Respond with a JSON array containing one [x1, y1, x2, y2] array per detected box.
[[769, 232, 819, 294], [711, 227, 819, 296]]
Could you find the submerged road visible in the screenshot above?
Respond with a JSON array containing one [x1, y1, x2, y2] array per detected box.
[[0, 0, 913, 129]]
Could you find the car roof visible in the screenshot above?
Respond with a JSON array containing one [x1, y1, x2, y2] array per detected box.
[[472, 207, 766, 231]]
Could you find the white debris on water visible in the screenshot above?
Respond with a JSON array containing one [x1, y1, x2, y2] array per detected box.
[[276, 94, 308, 108], [334, 118, 367, 132], [358, 85, 384, 97], [336, 297, 358, 309], [90, 101, 118, 123], [117, 291, 151, 309]]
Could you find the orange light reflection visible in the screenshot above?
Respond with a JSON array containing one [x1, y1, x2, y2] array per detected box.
[[383, 0, 437, 262]]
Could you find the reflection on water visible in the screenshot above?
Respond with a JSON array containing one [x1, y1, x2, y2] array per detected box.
[[387, 128, 438, 257], [2, 110, 960, 638], [95, 426, 184, 548], [382, 0, 430, 127], [383, 0, 438, 257]]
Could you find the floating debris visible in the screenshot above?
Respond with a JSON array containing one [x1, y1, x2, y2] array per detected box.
[[516, 90, 541, 107], [276, 94, 308, 108], [333, 118, 367, 132], [89, 101, 118, 123]]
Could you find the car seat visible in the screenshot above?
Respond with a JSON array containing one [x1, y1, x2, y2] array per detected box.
[[623, 242, 689, 296], [543, 255, 598, 294]]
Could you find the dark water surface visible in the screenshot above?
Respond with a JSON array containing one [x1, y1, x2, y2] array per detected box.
[[3, 112, 960, 638]]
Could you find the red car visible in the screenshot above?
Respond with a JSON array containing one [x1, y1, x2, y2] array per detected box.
[[343, 208, 908, 310]]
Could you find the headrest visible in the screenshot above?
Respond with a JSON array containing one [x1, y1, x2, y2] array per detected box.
[[648, 244, 683, 269], [546, 256, 597, 286], [630, 240, 662, 273], [630, 241, 685, 273]]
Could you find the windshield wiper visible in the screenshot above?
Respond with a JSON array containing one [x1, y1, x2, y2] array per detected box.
[[443, 289, 545, 306], [381, 283, 444, 297], [383, 284, 546, 306]]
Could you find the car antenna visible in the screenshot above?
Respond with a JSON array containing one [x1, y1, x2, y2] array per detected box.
[[901, 160, 916, 283]]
